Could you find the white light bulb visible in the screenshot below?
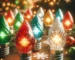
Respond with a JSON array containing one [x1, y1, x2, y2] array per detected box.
[[48, 18, 66, 60], [36, 7, 44, 29], [37, 7, 44, 20]]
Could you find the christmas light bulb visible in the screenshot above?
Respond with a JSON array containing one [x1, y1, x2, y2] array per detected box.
[[14, 12, 24, 32], [44, 9, 54, 27], [0, 16, 11, 45], [62, 11, 74, 30], [31, 15, 43, 40], [19, 38, 30, 47], [33, 26, 43, 40], [0, 16, 10, 33], [30, 15, 43, 51], [5, 10, 14, 26], [36, 7, 44, 20], [36, 7, 44, 30], [55, 9, 63, 22], [13, 8, 19, 17], [24, 9, 33, 22], [48, 18, 66, 60], [16, 20, 35, 53], [66, 36, 75, 46]]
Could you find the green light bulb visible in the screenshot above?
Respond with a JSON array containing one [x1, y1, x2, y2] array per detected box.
[[14, 12, 24, 31], [0, 16, 10, 32], [0, 16, 11, 45], [0, 31, 6, 39], [15, 0, 19, 5], [14, 21, 21, 31]]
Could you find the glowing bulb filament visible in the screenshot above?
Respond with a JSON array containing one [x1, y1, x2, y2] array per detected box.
[[15, 21, 21, 27], [52, 34, 62, 45], [27, 15, 31, 19], [20, 38, 29, 47], [65, 20, 71, 26], [7, 18, 12, 23], [46, 18, 51, 23], [0, 32, 6, 38], [33, 27, 40, 35]]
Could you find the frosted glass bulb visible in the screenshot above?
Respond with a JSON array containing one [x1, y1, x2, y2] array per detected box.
[[48, 18, 66, 60], [48, 18, 66, 50]]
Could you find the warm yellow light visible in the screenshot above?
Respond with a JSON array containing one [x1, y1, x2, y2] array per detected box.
[[26, 15, 31, 19], [49, 2, 54, 6], [52, 34, 62, 44], [2, 2, 6, 7], [44, 0, 47, 2], [0, 46, 1, 48], [53, 0, 56, 2], [44, 10, 54, 27], [47, 0, 50, 2], [20, 38, 29, 47], [22, 1, 27, 4], [13, 4, 16, 7], [11, 4, 14, 7], [46, 18, 51, 23], [5, 7, 9, 11], [4, 12, 7, 16], [65, 52, 68, 54], [33, 11, 36, 14], [1, 59, 3, 60], [0, 8, 2, 11], [65, 0, 71, 3], [52, 9, 55, 13], [7, 18, 12, 24], [65, 20, 71, 26], [36, 5, 39, 8], [17, 6, 20, 9], [7, 2, 10, 6]]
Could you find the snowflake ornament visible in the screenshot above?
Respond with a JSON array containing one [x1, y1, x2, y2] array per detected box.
[[33, 52, 48, 60]]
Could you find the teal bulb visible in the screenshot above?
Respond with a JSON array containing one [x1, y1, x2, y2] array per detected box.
[[32, 25, 43, 40], [55, 9, 63, 22], [31, 15, 43, 31], [31, 15, 38, 26], [31, 15, 43, 40]]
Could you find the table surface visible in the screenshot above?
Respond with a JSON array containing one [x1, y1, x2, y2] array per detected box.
[[2, 36, 71, 60]]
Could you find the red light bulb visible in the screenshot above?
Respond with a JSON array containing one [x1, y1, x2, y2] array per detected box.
[[5, 10, 14, 26], [16, 20, 35, 53], [62, 11, 74, 30], [24, 9, 33, 22], [66, 36, 75, 46]]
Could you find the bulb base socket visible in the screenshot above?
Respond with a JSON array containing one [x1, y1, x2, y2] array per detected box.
[[33, 40, 41, 51], [20, 51, 32, 60], [0, 43, 9, 58], [50, 50, 63, 60]]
